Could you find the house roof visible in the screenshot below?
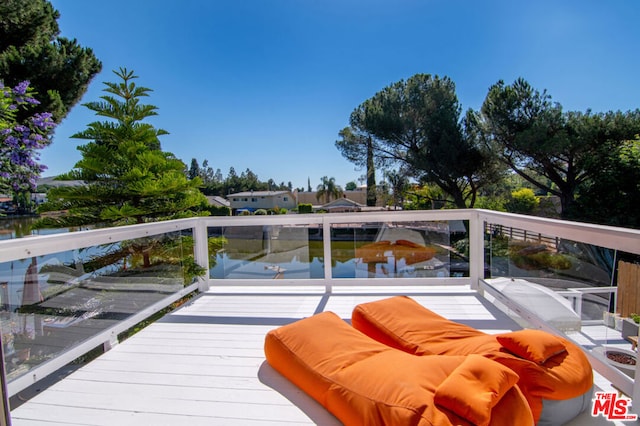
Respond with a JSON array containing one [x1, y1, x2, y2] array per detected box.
[[229, 191, 292, 197], [321, 197, 365, 210], [206, 196, 230, 207], [37, 176, 85, 188]]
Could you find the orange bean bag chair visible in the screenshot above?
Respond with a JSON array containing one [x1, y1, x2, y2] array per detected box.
[[351, 296, 594, 425], [264, 311, 534, 426]]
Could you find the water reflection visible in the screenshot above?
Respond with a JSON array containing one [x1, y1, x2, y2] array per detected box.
[[209, 221, 466, 280], [0, 217, 37, 240], [0, 216, 76, 240]]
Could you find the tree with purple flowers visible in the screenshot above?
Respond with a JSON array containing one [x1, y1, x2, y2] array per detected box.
[[0, 80, 56, 206]]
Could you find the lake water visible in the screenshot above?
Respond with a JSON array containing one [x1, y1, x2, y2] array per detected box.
[[0, 217, 80, 240]]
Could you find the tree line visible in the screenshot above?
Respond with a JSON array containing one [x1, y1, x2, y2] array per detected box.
[[336, 74, 640, 227], [186, 161, 296, 196], [186, 160, 358, 204]]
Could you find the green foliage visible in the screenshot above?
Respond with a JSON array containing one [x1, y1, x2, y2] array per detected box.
[[298, 203, 313, 214], [194, 164, 294, 197], [316, 176, 343, 203], [345, 181, 357, 191], [575, 136, 640, 227], [508, 242, 572, 271], [205, 205, 231, 216], [506, 188, 539, 214], [404, 184, 448, 210], [480, 78, 640, 220], [488, 234, 510, 258], [385, 169, 410, 209], [254, 209, 268, 215], [0, 0, 101, 123], [336, 128, 377, 206], [36, 68, 209, 228], [474, 195, 507, 212], [345, 74, 503, 209]]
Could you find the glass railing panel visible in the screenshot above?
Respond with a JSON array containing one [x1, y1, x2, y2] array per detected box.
[[484, 222, 640, 389], [486, 223, 614, 286], [485, 223, 615, 322], [0, 230, 190, 383], [208, 224, 323, 279], [331, 220, 470, 279]]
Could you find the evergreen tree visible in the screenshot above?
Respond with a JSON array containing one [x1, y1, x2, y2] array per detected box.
[[0, 0, 101, 123], [36, 68, 209, 227], [481, 78, 640, 219], [188, 158, 200, 180], [336, 127, 378, 206], [342, 74, 501, 208]]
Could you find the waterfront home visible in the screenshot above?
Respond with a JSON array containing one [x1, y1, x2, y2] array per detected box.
[[228, 190, 296, 213]]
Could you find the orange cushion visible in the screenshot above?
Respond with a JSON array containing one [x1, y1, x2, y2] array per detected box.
[[496, 329, 567, 364], [264, 311, 533, 426], [434, 354, 520, 426], [352, 296, 594, 423]]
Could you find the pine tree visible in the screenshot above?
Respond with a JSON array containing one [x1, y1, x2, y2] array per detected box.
[[36, 68, 209, 228], [0, 0, 101, 123]]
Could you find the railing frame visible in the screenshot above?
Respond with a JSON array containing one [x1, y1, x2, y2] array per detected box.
[[0, 209, 638, 419]]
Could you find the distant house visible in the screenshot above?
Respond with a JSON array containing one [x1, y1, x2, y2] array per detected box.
[[35, 176, 86, 206], [206, 196, 230, 209], [228, 191, 296, 214], [37, 176, 85, 189], [297, 190, 367, 206], [318, 197, 364, 213]]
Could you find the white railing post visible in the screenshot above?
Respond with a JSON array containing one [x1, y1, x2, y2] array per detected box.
[[468, 211, 485, 291], [322, 216, 333, 293], [193, 220, 210, 292]]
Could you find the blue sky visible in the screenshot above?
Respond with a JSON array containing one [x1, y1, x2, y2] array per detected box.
[[43, 0, 640, 190]]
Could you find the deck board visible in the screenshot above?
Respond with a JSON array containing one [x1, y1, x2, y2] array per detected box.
[[8, 285, 624, 425]]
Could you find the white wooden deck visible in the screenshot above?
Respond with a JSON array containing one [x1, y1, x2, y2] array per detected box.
[[8, 285, 636, 426]]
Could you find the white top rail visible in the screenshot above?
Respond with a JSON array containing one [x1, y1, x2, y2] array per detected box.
[[0, 209, 638, 266]]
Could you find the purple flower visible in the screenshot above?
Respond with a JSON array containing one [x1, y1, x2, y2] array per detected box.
[[1, 82, 53, 193], [31, 113, 55, 130], [4, 135, 19, 148], [13, 81, 30, 96]]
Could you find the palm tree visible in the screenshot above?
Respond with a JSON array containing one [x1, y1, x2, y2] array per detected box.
[[316, 176, 343, 204], [385, 170, 410, 210]]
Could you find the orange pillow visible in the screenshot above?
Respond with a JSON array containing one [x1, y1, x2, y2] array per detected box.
[[496, 329, 566, 364], [434, 354, 520, 426]]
